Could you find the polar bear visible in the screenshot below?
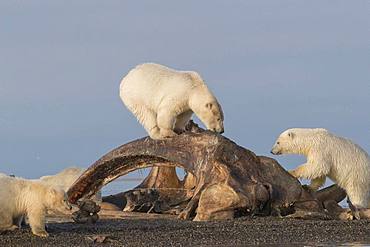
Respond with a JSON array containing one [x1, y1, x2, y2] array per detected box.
[[39, 167, 102, 202], [271, 128, 370, 214], [0, 175, 72, 237], [119, 63, 224, 139]]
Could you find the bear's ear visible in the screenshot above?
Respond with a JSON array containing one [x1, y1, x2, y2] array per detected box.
[[205, 103, 213, 109], [288, 132, 295, 139]]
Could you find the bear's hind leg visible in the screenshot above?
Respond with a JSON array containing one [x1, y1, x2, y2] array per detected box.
[[0, 212, 18, 232], [0, 225, 19, 232], [28, 209, 48, 237], [129, 104, 162, 140]]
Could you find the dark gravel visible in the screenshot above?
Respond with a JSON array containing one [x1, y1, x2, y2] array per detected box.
[[1, 217, 370, 246]]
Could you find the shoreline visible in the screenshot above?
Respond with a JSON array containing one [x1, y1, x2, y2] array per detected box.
[[1, 214, 369, 246]]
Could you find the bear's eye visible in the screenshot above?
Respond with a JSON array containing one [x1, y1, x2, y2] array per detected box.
[[277, 142, 280, 144]]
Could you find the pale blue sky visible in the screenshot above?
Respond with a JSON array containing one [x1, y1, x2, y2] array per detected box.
[[0, 1, 369, 190]]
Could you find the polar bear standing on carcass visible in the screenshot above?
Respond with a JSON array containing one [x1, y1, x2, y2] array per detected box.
[[119, 63, 224, 139], [0, 175, 72, 237], [271, 128, 370, 217]]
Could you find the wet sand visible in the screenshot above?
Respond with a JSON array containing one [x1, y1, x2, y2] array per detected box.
[[1, 214, 370, 246]]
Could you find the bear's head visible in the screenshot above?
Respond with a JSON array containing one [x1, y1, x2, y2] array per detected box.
[[271, 128, 328, 156], [189, 86, 224, 134], [200, 101, 224, 134], [271, 129, 297, 155], [45, 187, 72, 213]]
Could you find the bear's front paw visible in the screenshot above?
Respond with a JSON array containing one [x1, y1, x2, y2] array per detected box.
[[160, 129, 177, 139], [33, 230, 49, 237], [339, 210, 354, 220], [149, 127, 164, 140]]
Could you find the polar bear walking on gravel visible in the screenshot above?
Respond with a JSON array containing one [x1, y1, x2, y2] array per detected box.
[[0, 175, 72, 237], [271, 128, 370, 217], [119, 63, 224, 139]]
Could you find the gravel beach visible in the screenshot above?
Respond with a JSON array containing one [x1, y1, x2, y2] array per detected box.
[[1, 216, 370, 246]]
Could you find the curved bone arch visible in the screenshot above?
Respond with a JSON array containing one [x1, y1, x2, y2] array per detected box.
[[68, 122, 350, 221]]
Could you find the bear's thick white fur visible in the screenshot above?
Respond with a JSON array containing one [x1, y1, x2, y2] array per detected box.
[[39, 167, 102, 202], [119, 63, 224, 139], [271, 128, 370, 209], [0, 175, 71, 237]]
